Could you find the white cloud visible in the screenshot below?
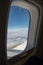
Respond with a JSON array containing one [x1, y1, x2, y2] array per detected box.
[[7, 28, 28, 49]]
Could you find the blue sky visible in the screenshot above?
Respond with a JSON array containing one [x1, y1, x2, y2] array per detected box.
[[8, 6, 30, 29]]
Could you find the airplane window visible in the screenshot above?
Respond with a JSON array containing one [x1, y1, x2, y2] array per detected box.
[[7, 6, 30, 58]]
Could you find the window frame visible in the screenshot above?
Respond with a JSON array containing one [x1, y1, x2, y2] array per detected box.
[[8, 0, 42, 62], [7, 0, 42, 60], [0, 0, 42, 65]]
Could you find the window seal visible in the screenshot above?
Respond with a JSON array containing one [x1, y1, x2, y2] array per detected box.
[[8, 48, 34, 65]]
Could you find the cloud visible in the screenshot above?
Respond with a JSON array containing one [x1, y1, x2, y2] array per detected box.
[[7, 28, 28, 49]]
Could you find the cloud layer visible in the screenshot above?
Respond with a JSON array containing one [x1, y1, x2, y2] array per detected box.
[[7, 28, 28, 49]]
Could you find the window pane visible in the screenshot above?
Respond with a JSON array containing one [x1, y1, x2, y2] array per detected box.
[[7, 6, 30, 58]]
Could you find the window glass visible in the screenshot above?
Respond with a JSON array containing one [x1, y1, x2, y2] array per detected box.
[[7, 6, 30, 58]]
